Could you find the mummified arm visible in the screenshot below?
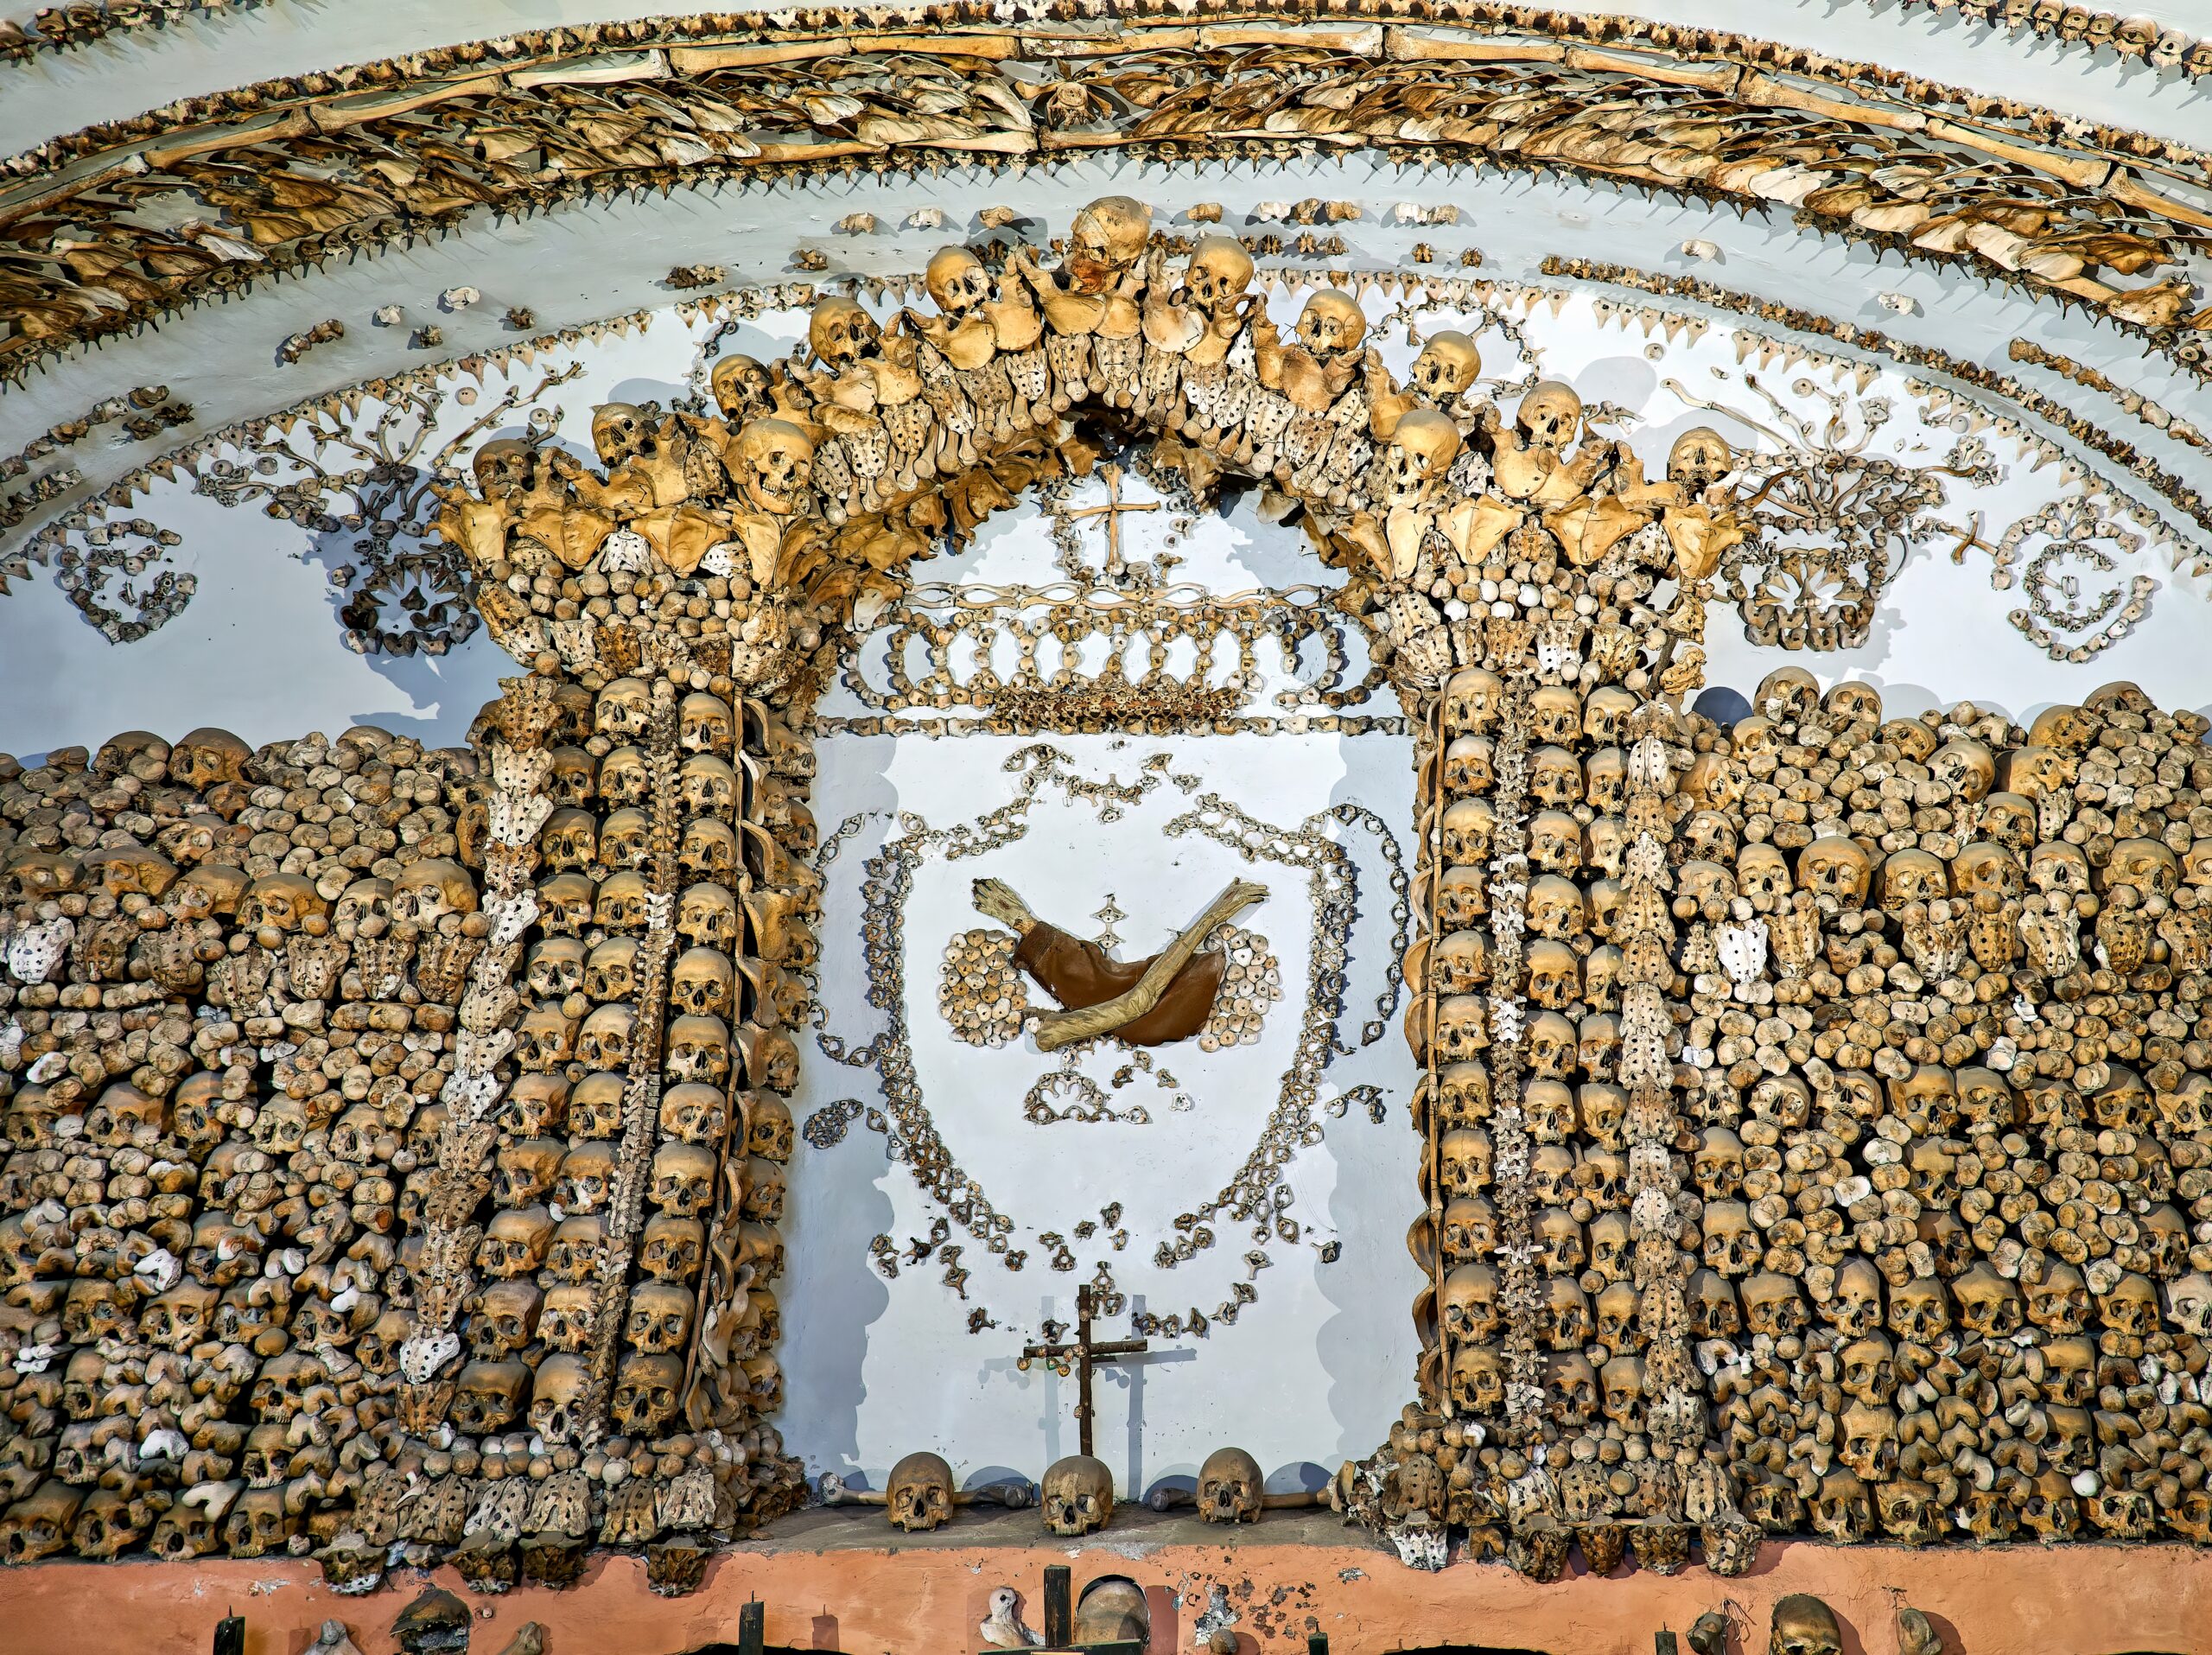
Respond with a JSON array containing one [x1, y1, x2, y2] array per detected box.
[[971, 877, 1041, 935], [1031, 879, 1266, 1053]]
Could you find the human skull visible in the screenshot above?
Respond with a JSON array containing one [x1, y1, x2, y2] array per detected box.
[[710, 353, 773, 421], [1380, 409, 1462, 509], [808, 297, 881, 366], [1185, 236, 1255, 318], [590, 404, 654, 468], [925, 245, 990, 316], [623, 1283, 695, 1355], [528, 1353, 588, 1443], [610, 1353, 682, 1436], [1296, 290, 1366, 360], [1448, 1344, 1505, 1414], [580, 936, 637, 1003], [732, 419, 816, 516], [392, 858, 477, 933], [1410, 330, 1482, 401], [1771, 1594, 1843, 1655], [1198, 1446, 1263, 1524], [1041, 1453, 1115, 1536], [1443, 668, 1504, 736], [1441, 1264, 1502, 1343], [639, 1215, 704, 1283], [1667, 426, 1733, 492], [649, 1142, 716, 1218], [887, 1450, 956, 1531], [1517, 381, 1583, 451], [1065, 196, 1151, 294]]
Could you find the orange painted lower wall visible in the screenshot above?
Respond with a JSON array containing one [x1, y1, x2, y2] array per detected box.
[[7, 1517, 2212, 1655]]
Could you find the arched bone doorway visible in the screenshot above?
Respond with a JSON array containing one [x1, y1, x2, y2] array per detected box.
[[432, 204, 1733, 1582]]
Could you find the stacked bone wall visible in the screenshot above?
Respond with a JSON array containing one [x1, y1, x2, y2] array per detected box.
[[0, 710, 806, 1577]]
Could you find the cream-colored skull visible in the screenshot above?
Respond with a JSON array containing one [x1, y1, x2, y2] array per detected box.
[[1441, 1264, 1501, 1343], [1065, 196, 1151, 295], [1517, 381, 1582, 451], [1380, 408, 1462, 509], [1878, 849, 1948, 913], [925, 245, 990, 316], [392, 857, 477, 932], [1041, 1453, 1115, 1536], [887, 1450, 956, 1531], [1667, 426, 1732, 491], [474, 438, 534, 498], [528, 1353, 589, 1442], [1529, 684, 1581, 747], [1198, 1446, 1263, 1524], [610, 1353, 682, 1436], [1296, 290, 1366, 360], [710, 353, 772, 421], [1185, 236, 1254, 317], [732, 418, 815, 515], [649, 1142, 716, 1217], [1411, 330, 1482, 400], [591, 403, 653, 467], [809, 297, 881, 365], [624, 1283, 695, 1354], [1931, 737, 1996, 801]]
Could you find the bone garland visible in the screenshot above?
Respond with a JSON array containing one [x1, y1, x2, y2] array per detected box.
[[5, 12, 2212, 396], [832, 579, 1392, 735], [1622, 703, 1694, 1440], [1491, 676, 1549, 1455], [1544, 258, 2212, 529], [2009, 341, 2212, 461]]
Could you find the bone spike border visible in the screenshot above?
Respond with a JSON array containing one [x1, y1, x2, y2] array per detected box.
[[3, 3, 2212, 394], [10, 193, 2212, 1584], [8, 262, 2205, 665], [4, 0, 2210, 93]]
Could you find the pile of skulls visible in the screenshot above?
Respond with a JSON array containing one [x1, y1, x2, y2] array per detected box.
[[0, 693, 810, 1583], [1674, 667, 2212, 1548], [1391, 657, 2212, 1569]]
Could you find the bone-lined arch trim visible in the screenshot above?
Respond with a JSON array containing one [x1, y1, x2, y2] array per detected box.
[[3, 1, 2210, 388]]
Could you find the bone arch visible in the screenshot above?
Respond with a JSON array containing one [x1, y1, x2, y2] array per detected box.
[[10, 188, 2212, 1590], [3, 0, 2210, 391]]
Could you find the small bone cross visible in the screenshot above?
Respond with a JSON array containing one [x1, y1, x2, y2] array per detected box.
[[1018, 1286, 1148, 1458]]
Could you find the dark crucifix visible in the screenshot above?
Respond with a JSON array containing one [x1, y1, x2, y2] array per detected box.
[[1017, 1286, 1149, 1457]]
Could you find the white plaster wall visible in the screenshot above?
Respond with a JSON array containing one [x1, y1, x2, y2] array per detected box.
[[781, 482, 1423, 1498]]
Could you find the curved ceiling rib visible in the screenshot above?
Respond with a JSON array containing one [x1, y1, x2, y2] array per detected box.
[[3, 2, 2211, 159], [3, 2, 2209, 391]]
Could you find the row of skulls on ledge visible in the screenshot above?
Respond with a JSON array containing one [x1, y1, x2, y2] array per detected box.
[[435, 193, 1742, 707], [1378, 655, 2212, 1574], [0, 688, 810, 1587]]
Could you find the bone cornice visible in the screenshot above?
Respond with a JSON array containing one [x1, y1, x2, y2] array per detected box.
[[10, 255, 2205, 659], [2, 1, 2210, 396]]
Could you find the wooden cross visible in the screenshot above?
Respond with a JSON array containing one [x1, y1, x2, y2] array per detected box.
[[1063, 464, 1160, 581], [1017, 1285, 1148, 1457]]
